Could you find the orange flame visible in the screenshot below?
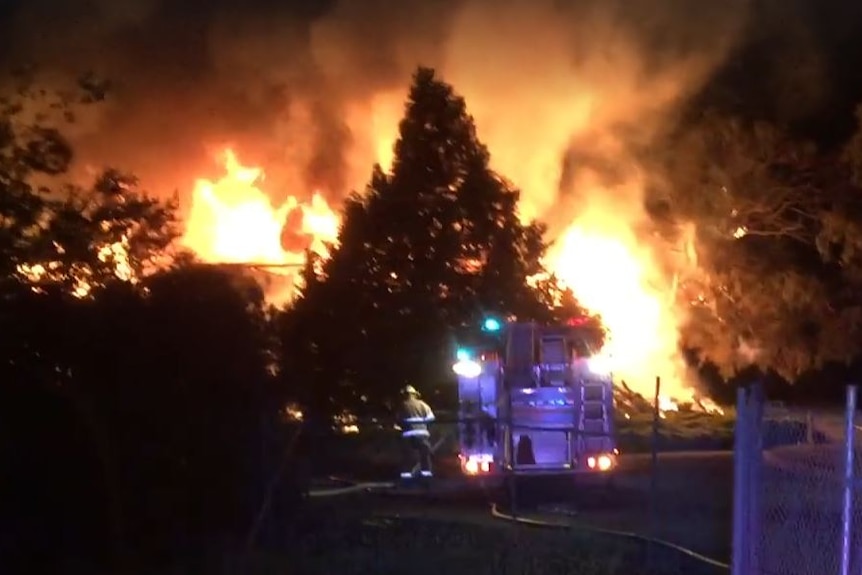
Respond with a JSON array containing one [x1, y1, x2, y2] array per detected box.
[[548, 211, 688, 411], [181, 149, 339, 303], [179, 141, 718, 411]]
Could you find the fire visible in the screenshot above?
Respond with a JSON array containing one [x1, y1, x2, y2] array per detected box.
[[178, 139, 717, 413], [181, 149, 339, 302], [17, 235, 134, 298], [547, 199, 721, 414], [549, 218, 689, 411], [180, 146, 717, 412]]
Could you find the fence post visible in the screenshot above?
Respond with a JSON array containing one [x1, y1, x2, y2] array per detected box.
[[647, 375, 661, 569], [731, 386, 750, 575], [839, 385, 857, 575], [747, 382, 765, 575], [506, 403, 518, 519]]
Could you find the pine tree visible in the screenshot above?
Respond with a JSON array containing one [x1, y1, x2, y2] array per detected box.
[[281, 67, 591, 414]]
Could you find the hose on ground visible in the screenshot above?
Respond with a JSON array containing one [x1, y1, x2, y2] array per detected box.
[[308, 479, 395, 498], [308, 476, 730, 571], [489, 503, 729, 570]]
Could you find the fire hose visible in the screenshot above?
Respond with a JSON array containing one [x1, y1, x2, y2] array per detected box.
[[307, 477, 731, 572]]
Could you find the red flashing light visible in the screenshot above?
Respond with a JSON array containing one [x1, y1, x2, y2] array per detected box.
[[566, 316, 589, 327]]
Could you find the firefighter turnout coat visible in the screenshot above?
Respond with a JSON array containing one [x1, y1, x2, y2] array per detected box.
[[399, 396, 435, 437]]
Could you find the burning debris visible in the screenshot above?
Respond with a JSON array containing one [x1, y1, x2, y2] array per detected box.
[[615, 380, 725, 418]]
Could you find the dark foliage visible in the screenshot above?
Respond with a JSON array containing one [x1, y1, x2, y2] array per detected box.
[[277, 67, 598, 420], [648, 109, 862, 383], [0, 77, 297, 574]]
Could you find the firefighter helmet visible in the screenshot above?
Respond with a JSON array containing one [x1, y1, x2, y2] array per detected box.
[[402, 385, 419, 396]]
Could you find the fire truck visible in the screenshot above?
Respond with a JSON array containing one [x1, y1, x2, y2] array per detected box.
[[452, 318, 618, 478]]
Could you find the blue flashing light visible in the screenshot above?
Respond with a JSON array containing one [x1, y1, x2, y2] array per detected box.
[[482, 317, 502, 332], [456, 348, 470, 361]]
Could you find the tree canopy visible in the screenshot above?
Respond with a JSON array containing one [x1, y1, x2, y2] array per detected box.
[[0, 72, 179, 301], [650, 109, 862, 381], [279, 67, 595, 418]]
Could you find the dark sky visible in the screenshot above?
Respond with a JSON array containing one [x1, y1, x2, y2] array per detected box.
[[699, 0, 862, 146]]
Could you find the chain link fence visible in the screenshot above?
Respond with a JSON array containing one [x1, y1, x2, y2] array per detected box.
[[733, 384, 861, 575]]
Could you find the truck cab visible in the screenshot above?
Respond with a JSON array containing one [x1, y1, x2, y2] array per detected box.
[[453, 319, 617, 478]]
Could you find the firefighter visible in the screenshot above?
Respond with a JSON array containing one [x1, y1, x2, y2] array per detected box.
[[397, 385, 435, 479]]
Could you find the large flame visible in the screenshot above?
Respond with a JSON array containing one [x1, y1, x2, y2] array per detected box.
[[548, 201, 691, 411], [181, 149, 339, 303], [180, 146, 715, 410], [181, 128, 717, 411]]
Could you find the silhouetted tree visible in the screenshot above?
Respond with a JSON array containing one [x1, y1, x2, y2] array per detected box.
[[279, 67, 596, 417], [64, 268, 278, 563], [0, 72, 291, 573]]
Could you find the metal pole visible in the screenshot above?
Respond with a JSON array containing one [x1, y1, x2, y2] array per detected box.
[[648, 375, 661, 568], [506, 381, 517, 518], [731, 386, 749, 575], [748, 382, 765, 575], [839, 385, 857, 575], [806, 410, 814, 445]]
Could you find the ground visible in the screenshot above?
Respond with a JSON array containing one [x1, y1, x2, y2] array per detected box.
[[514, 452, 735, 561], [273, 449, 735, 575], [243, 490, 730, 575], [234, 408, 833, 575]]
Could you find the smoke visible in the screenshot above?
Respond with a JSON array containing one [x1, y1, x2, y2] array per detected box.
[[1, 0, 753, 210], [438, 0, 749, 232], [1, 0, 751, 231], [0, 0, 457, 209], [432, 0, 750, 397]]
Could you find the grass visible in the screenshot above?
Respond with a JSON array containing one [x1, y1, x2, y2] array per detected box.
[[205, 512, 729, 575], [317, 409, 738, 475], [616, 410, 736, 453], [314, 406, 819, 478]]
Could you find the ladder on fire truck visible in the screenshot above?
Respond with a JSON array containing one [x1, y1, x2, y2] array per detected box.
[[536, 326, 613, 454], [501, 323, 534, 469], [537, 331, 574, 387], [578, 376, 614, 453], [505, 323, 537, 388]]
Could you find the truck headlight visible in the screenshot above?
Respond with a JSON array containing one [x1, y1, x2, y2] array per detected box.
[[453, 359, 482, 378]]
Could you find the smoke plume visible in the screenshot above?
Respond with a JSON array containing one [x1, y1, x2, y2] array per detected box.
[[0, 0, 457, 211], [1, 0, 755, 226]]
